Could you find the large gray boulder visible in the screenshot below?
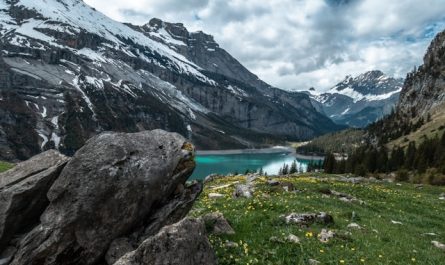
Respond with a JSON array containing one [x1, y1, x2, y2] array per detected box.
[[105, 181, 203, 265], [113, 218, 217, 265], [0, 150, 69, 251], [11, 130, 196, 265]]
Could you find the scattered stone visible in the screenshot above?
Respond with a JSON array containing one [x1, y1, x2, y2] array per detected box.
[[396, 183, 402, 186], [10, 130, 198, 265], [280, 182, 295, 192], [267, 179, 280, 186], [318, 229, 336, 243], [423, 232, 438, 236], [391, 220, 403, 225], [224, 241, 239, 248], [347, 223, 362, 229], [319, 189, 365, 204], [415, 184, 424, 189], [208, 193, 225, 199], [282, 212, 334, 227], [0, 150, 69, 250], [286, 234, 301, 244], [269, 236, 285, 244], [439, 193, 445, 200], [246, 174, 259, 184], [204, 174, 221, 183], [308, 258, 321, 264], [233, 184, 253, 198], [202, 212, 235, 235], [114, 218, 217, 265], [432, 241, 445, 251]]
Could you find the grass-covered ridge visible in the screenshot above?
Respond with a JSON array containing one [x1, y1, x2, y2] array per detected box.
[[0, 161, 13, 173], [190, 174, 445, 265]]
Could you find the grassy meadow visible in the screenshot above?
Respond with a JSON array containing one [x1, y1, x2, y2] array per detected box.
[[190, 174, 445, 265]]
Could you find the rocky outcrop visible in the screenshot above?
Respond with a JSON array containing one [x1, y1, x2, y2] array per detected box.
[[114, 218, 217, 265], [398, 30, 445, 117], [0, 130, 214, 265], [0, 150, 69, 250]]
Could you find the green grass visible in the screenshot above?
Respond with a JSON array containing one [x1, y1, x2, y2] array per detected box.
[[0, 161, 13, 173], [190, 174, 445, 265]]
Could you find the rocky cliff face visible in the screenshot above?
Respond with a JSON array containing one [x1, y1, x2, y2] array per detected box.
[[0, 130, 216, 265], [306, 71, 403, 127], [0, 0, 341, 161], [398, 30, 445, 117]]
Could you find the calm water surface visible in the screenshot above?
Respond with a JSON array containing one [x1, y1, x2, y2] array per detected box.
[[190, 152, 322, 180]]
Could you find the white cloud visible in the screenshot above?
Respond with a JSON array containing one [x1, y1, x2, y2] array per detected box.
[[84, 0, 445, 91]]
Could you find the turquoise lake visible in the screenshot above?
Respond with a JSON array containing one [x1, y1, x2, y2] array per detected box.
[[190, 152, 323, 180]]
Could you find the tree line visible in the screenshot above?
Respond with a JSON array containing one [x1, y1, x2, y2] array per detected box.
[[323, 131, 445, 185]]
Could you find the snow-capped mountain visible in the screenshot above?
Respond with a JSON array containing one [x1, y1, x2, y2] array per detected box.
[[0, 0, 342, 160], [305, 71, 403, 128]]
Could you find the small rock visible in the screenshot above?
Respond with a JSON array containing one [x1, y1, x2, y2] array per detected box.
[[347, 223, 361, 229], [286, 234, 301, 244], [415, 184, 423, 189], [318, 229, 335, 243], [283, 212, 334, 226], [269, 236, 285, 244], [204, 174, 220, 183], [308, 258, 321, 264], [439, 193, 445, 200], [246, 174, 259, 184], [224, 241, 239, 248], [280, 182, 295, 192], [267, 179, 280, 186], [208, 193, 225, 199], [233, 184, 253, 198], [202, 212, 235, 235], [319, 189, 364, 204], [432, 241, 445, 251], [423, 232, 438, 236], [391, 220, 403, 225]]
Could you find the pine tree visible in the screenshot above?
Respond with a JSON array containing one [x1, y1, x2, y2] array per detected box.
[[323, 153, 336, 174], [289, 160, 297, 174], [282, 164, 289, 175]]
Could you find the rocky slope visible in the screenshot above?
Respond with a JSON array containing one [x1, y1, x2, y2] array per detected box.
[[398, 30, 445, 117], [0, 0, 341, 161], [368, 28, 445, 145], [305, 71, 403, 127], [0, 129, 216, 265]]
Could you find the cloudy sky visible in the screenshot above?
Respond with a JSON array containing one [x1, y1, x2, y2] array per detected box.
[[84, 0, 445, 91]]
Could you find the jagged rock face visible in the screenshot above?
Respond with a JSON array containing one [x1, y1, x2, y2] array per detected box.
[[0, 0, 341, 161], [10, 130, 197, 265], [113, 218, 217, 265], [305, 71, 403, 127], [398, 30, 445, 117], [0, 150, 69, 251]]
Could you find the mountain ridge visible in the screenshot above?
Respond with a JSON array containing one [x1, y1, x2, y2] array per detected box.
[[0, 0, 342, 161], [303, 70, 403, 128]]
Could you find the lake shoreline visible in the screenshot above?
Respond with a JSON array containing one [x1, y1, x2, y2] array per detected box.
[[196, 147, 324, 160]]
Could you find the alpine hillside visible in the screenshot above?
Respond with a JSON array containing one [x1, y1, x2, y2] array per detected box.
[[369, 28, 445, 146], [305, 71, 403, 128], [0, 0, 342, 161]]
